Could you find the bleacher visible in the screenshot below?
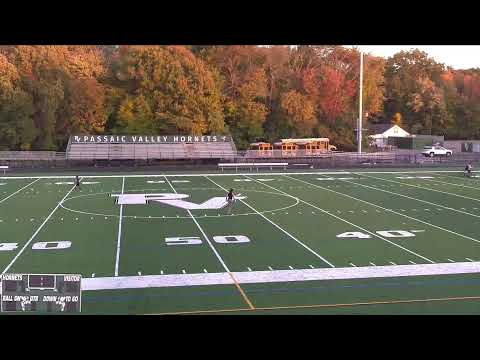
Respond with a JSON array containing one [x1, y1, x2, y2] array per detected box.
[[66, 135, 237, 161]]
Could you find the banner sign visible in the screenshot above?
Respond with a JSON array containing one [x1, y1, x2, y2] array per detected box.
[[71, 135, 232, 144]]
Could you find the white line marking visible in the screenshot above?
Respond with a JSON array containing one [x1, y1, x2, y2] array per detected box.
[[466, 258, 474, 262], [165, 176, 232, 273], [358, 173, 480, 218], [409, 261, 417, 264], [291, 175, 480, 246], [138, 271, 142, 276], [1, 181, 79, 275], [114, 177, 125, 277], [203, 269, 208, 273], [0, 178, 40, 204], [288, 266, 294, 270], [182, 269, 186, 274], [369, 262, 376, 266], [92, 273, 95, 278], [349, 263, 357, 267], [247, 267, 252, 271], [309, 265, 314, 269], [423, 176, 480, 191], [206, 176, 335, 268], [81, 261, 480, 290], [268, 266, 273, 271], [161, 270, 164, 275], [389, 261, 397, 265], [260, 175, 435, 264], [447, 259, 455, 263], [2, 170, 475, 181]]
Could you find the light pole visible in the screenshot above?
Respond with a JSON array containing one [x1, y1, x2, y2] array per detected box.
[[358, 51, 364, 154]]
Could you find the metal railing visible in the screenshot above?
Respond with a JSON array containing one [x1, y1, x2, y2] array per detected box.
[[0, 151, 66, 161]]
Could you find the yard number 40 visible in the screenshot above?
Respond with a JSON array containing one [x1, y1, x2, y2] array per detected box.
[[337, 230, 416, 239]]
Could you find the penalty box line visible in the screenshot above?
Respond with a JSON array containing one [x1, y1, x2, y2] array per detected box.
[[247, 175, 435, 264], [164, 176, 254, 310], [1, 179, 81, 275], [289, 174, 480, 247], [205, 176, 335, 268], [0, 178, 40, 205]]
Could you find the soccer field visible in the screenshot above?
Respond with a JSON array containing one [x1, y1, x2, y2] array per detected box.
[[2, 168, 480, 314]]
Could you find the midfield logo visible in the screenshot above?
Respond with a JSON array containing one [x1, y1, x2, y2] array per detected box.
[[111, 193, 247, 210]]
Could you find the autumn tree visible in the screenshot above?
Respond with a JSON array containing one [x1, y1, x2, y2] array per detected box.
[[107, 45, 225, 136], [280, 90, 316, 137], [204, 46, 268, 148], [0, 54, 35, 150], [0, 45, 108, 150]]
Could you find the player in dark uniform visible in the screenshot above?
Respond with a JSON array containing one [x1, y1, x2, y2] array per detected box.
[[226, 188, 235, 205], [75, 175, 81, 189], [225, 189, 236, 214], [464, 163, 473, 177]]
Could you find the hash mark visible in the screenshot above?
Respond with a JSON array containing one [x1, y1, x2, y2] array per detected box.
[[138, 271, 142, 276], [349, 263, 357, 267], [203, 269, 208, 273], [268, 266, 274, 271], [409, 261, 417, 264], [369, 262, 376, 266], [466, 258, 474, 262], [182, 269, 186, 274], [160, 270, 164, 275], [247, 267, 252, 271], [447, 259, 455, 263], [309, 265, 314, 269], [288, 266, 294, 270], [389, 261, 397, 265]]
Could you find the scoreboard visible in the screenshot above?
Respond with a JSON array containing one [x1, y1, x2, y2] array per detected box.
[[1, 274, 82, 313]]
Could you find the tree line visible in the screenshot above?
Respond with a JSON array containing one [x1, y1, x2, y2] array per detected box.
[[1, 45, 479, 151]]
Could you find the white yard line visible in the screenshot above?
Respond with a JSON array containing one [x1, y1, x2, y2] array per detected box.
[[0, 178, 40, 205], [355, 173, 480, 220], [1, 181, 79, 275], [425, 176, 480, 191], [114, 177, 125, 277], [165, 177, 256, 310], [357, 174, 480, 218], [82, 261, 480, 291], [0, 169, 472, 181], [287, 175, 480, 246], [205, 176, 335, 268], [249, 175, 435, 264], [164, 176, 232, 273]]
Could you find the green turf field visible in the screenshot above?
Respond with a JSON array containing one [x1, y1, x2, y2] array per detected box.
[[2, 168, 480, 314]]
